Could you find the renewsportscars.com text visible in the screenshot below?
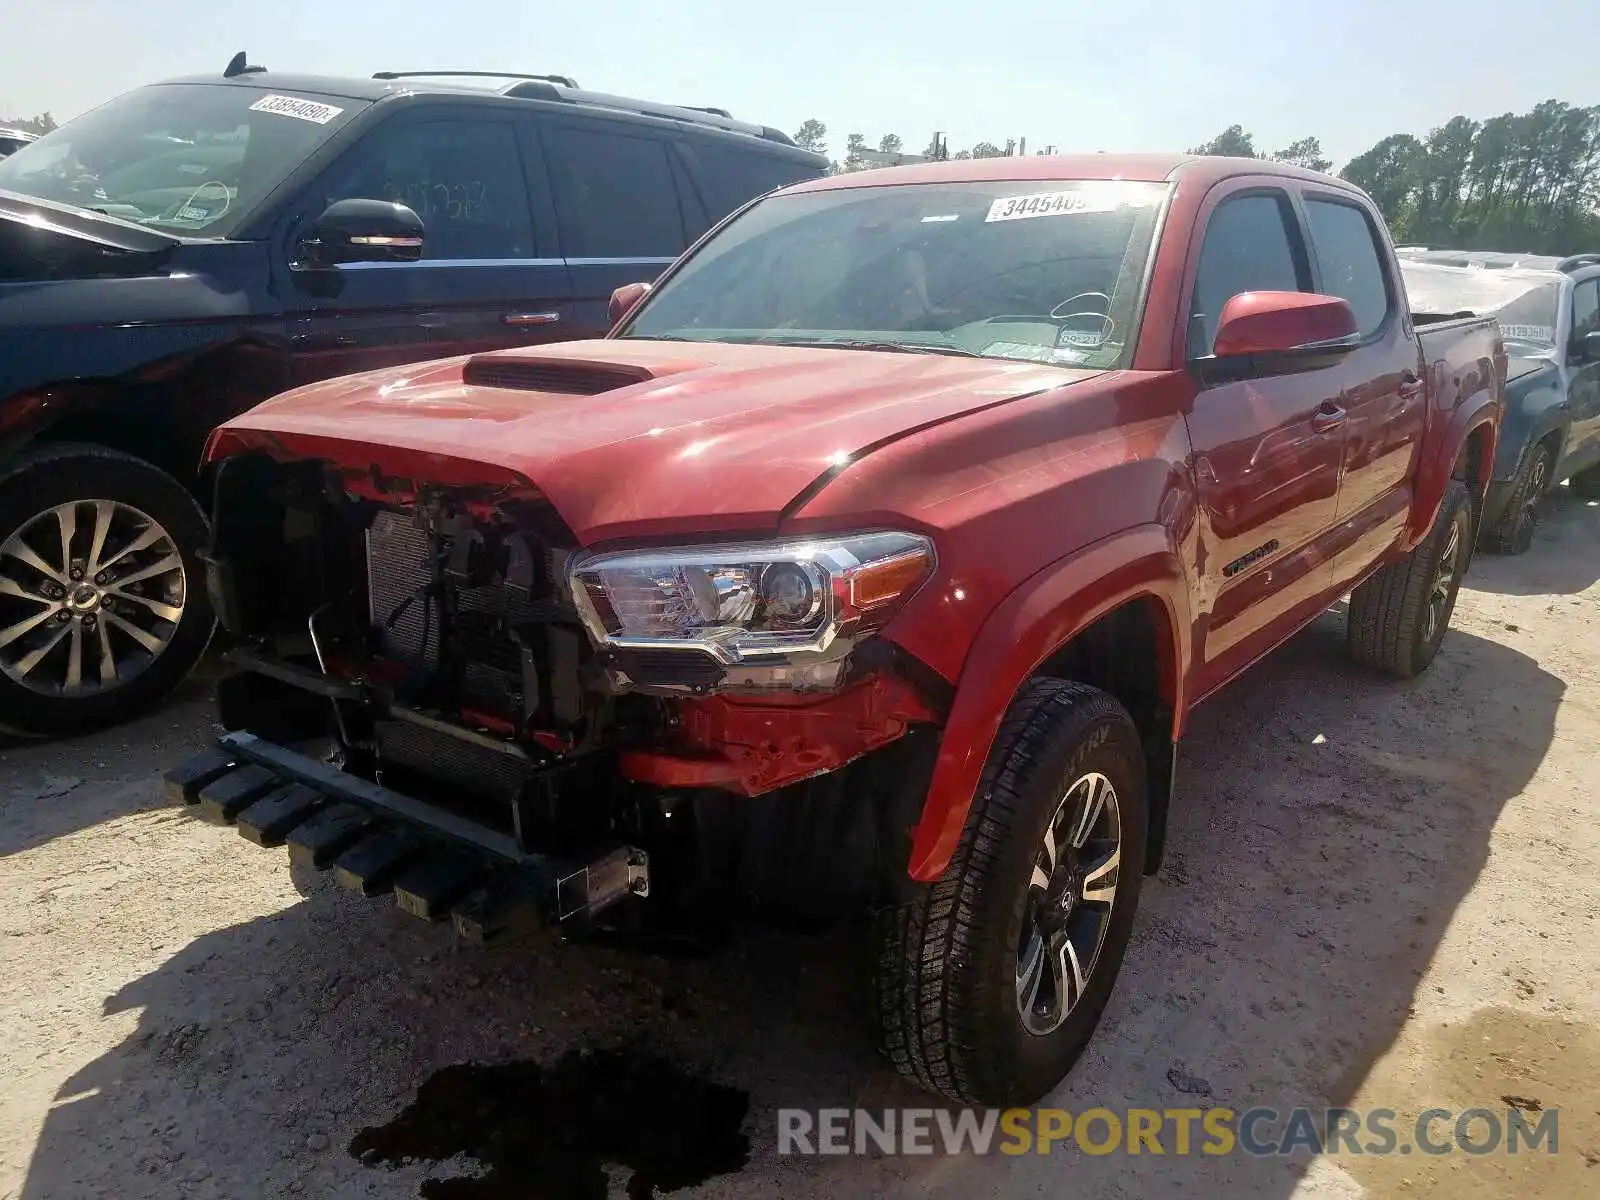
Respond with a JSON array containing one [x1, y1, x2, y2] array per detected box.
[[776, 1106, 1559, 1158]]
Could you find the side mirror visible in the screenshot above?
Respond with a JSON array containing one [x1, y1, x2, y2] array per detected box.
[[1581, 330, 1600, 363], [298, 198, 424, 269], [1211, 291, 1358, 358], [608, 281, 652, 327]]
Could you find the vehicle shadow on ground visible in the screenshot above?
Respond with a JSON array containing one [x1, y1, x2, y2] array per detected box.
[[1468, 482, 1600, 596], [0, 663, 222, 859], [16, 619, 1560, 1200]]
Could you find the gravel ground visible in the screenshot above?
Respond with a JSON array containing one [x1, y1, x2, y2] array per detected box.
[[3, 489, 1598, 1200]]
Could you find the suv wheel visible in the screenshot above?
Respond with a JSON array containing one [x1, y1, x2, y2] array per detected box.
[[1482, 440, 1552, 554], [0, 445, 213, 735], [1347, 479, 1473, 679], [872, 679, 1147, 1106]]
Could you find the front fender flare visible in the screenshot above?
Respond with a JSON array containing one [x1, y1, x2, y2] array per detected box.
[[904, 523, 1190, 882]]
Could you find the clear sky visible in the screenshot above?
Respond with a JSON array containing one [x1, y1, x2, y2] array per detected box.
[[1, 0, 1593, 169]]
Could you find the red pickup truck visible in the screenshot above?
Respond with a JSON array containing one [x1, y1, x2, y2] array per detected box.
[[163, 154, 1503, 1105]]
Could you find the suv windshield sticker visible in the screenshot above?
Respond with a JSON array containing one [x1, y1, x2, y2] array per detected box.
[[1500, 323, 1554, 342], [248, 94, 345, 125], [986, 190, 1119, 223]]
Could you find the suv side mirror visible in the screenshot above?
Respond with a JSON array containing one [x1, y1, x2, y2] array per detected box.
[[608, 281, 652, 327], [298, 199, 424, 269], [1581, 329, 1600, 363], [1211, 291, 1358, 358]]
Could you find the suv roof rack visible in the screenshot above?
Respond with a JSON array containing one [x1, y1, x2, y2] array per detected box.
[[373, 69, 580, 88], [1557, 253, 1600, 273]]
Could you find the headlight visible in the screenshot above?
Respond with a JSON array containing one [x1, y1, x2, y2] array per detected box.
[[568, 531, 936, 663]]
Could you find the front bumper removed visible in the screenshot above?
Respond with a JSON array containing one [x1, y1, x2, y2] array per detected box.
[[163, 731, 649, 943]]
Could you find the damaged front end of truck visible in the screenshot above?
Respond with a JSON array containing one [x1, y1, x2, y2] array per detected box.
[[167, 446, 947, 942]]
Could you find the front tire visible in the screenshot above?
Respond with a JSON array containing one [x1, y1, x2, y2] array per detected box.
[[1482, 440, 1552, 554], [1347, 479, 1473, 679], [873, 679, 1148, 1106], [0, 444, 213, 736]]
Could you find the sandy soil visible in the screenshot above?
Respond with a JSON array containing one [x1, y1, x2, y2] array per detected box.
[[2, 489, 1598, 1200]]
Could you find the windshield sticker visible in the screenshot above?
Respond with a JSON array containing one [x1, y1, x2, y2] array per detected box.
[[248, 94, 345, 125], [174, 206, 211, 223], [921, 214, 960, 223], [1500, 323, 1554, 343], [982, 341, 1057, 362], [986, 190, 1119, 223]]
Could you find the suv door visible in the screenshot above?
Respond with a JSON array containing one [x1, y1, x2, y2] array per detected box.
[[538, 116, 700, 338], [1182, 183, 1346, 696], [279, 108, 570, 384], [1298, 189, 1426, 589], [1564, 277, 1600, 473]]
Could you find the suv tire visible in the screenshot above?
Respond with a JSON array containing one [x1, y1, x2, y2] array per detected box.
[[1482, 440, 1552, 554], [0, 444, 213, 735], [1347, 479, 1472, 678], [872, 678, 1147, 1106]]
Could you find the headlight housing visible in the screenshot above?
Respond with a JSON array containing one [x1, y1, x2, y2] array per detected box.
[[568, 531, 936, 665]]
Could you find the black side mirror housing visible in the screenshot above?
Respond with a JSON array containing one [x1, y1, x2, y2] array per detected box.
[[1583, 329, 1600, 363], [298, 198, 424, 269]]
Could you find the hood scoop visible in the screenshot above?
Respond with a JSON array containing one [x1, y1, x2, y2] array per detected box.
[[462, 354, 657, 396]]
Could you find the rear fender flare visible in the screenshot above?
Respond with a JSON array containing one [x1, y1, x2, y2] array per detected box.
[[904, 523, 1189, 882], [1408, 380, 1499, 545]]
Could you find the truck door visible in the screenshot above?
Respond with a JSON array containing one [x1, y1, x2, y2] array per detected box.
[[536, 115, 705, 338], [1182, 184, 1346, 696], [1297, 190, 1426, 592], [277, 108, 573, 385], [1563, 277, 1600, 474]]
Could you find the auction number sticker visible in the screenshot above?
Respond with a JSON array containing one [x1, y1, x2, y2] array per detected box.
[[1500, 323, 1553, 342], [986, 190, 1118, 223], [249, 94, 345, 125]]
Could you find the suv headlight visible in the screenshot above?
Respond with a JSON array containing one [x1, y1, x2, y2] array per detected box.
[[568, 531, 935, 663]]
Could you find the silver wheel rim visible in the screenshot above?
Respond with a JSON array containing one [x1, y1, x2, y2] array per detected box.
[[0, 500, 186, 697], [1424, 518, 1463, 645], [1016, 770, 1121, 1037]]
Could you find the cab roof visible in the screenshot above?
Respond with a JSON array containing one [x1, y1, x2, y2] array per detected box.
[[785, 153, 1361, 193]]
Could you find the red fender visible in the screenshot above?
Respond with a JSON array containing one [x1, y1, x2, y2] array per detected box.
[[1404, 356, 1501, 547], [904, 523, 1190, 881]]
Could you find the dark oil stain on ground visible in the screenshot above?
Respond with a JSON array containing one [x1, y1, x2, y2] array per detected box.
[[349, 1047, 751, 1199]]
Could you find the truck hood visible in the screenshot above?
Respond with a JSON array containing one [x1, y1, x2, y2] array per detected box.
[[0, 189, 179, 281], [214, 339, 1102, 544]]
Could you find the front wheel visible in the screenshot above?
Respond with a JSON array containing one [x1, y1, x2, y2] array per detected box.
[[1347, 479, 1473, 679], [1482, 441, 1551, 554], [872, 679, 1147, 1106], [0, 445, 213, 736]]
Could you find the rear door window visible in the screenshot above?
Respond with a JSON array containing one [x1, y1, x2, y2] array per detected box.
[[542, 123, 688, 259], [315, 117, 535, 260], [1304, 197, 1391, 336], [689, 140, 820, 221], [1188, 191, 1307, 358]]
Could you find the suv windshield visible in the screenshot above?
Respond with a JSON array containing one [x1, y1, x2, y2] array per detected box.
[[1400, 264, 1562, 352], [622, 179, 1170, 368], [0, 83, 366, 237]]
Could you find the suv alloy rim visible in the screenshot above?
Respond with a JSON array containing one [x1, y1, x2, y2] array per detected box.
[[0, 500, 186, 697], [1424, 518, 1463, 645], [1016, 769, 1122, 1036]]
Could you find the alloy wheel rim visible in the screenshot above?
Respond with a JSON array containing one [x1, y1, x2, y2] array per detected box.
[[1424, 518, 1463, 645], [0, 500, 186, 697], [1016, 770, 1122, 1037]]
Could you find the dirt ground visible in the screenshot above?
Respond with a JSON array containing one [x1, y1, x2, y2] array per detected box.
[[3, 489, 1598, 1200]]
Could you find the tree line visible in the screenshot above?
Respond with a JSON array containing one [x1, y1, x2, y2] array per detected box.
[[793, 101, 1600, 254], [1, 112, 57, 135]]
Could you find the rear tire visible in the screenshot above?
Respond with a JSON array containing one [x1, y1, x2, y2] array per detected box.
[[1348, 480, 1472, 679], [1568, 463, 1600, 500], [1481, 440, 1552, 554], [0, 445, 213, 736], [872, 679, 1147, 1106]]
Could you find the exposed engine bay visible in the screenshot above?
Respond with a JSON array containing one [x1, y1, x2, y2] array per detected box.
[[194, 452, 946, 936]]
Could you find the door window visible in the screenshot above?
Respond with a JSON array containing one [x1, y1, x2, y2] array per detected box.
[[543, 124, 688, 259], [1305, 198, 1391, 336], [1188, 192, 1306, 358], [1572, 279, 1599, 353], [316, 119, 534, 260]]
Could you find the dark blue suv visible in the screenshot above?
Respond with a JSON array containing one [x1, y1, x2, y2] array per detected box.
[[1401, 250, 1600, 553], [0, 59, 824, 734]]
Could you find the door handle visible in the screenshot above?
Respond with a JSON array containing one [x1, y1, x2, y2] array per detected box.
[[503, 311, 561, 327], [1311, 404, 1346, 434], [1398, 373, 1423, 400]]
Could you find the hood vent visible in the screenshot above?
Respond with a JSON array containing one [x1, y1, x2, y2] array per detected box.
[[462, 355, 655, 395]]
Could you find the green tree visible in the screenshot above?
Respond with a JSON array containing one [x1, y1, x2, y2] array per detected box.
[[793, 118, 827, 156], [1270, 136, 1332, 173], [1188, 125, 1257, 157], [970, 141, 1004, 159], [4, 112, 56, 135], [878, 133, 903, 155], [845, 132, 867, 171]]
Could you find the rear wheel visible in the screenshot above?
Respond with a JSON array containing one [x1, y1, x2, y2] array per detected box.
[[0, 445, 213, 735], [872, 679, 1147, 1105], [1348, 479, 1472, 679], [1482, 440, 1552, 554]]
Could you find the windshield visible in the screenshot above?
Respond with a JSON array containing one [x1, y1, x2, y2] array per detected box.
[[1399, 264, 1562, 351], [0, 83, 366, 237], [621, 179, 1170, 368]]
